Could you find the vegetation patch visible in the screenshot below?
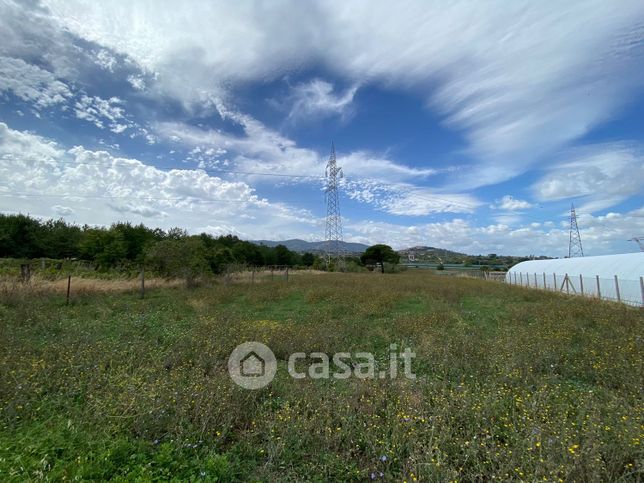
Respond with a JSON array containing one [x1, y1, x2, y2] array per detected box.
[[1, 272, 641, 481]]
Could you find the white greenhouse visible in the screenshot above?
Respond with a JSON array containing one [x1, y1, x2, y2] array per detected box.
[[506, 253, 644, 307]]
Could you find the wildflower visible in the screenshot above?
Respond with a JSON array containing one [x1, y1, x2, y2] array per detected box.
[[380, 455, 387, 463]]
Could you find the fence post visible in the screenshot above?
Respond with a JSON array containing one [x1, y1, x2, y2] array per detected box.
[[513, 272, 517, 284], [20, 264, 31, 283], [596, 275, 601, 299], [543, 272, 547, 290], [553, 273, 557, 291], [565, 273, 570, 294], [614, 275, 621, 302], [285, 267, 289, 282], [140, 267, 145, 299], [271, 267, 274, 281], [640, 276, 643, 306], [579, 274, 584, 296], [66, 275, 71, 305], [519, 272, 523, 286]]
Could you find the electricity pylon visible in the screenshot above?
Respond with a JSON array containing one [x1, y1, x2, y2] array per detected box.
[[324, 143, 344, 269], [568, 203, 584, 258], [628, 237, 644, 251]]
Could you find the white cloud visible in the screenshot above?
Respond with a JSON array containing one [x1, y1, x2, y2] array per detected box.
[[74, 95, 134, 133], [157, 102, 476, 216], [94, 49, 117, 72], [127, 74, 145, 91], [41, 0, 644, 188], [109, 202, 166, 218], [286, 79, 358, 122], [533, 143, 644, 213], [157, 102, 440, 184], [346, 207, 644, 255], [492, 195, 533, 211], [0, 56, 72, 108], [1, 121, 640, 255], [345, 180, 479, 216], [52, 205, 74, 216], [0, 122, 318, 239]]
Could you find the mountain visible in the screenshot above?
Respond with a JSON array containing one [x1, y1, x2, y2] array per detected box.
[[252, 239, 369, 254]]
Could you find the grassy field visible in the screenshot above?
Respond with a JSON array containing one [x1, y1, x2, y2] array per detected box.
[[0, 271, 641, 481]]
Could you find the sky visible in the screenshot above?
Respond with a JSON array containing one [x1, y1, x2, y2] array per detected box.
[[1, 0, 643, 256]]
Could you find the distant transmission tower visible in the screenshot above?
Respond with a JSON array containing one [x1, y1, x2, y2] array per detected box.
[[568, 203, 584, 258], [324, 143, 344, 269], [628, 237, 644, 251]]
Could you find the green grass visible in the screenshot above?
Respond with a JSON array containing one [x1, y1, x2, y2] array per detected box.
[[1, 272, 642, 481]]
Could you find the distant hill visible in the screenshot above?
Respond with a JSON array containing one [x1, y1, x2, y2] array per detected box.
[[397, 246, 468, 263], [252, 239, 370, 254]]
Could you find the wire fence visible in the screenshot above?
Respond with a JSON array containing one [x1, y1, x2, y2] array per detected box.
[[506, 271, 644, 307]]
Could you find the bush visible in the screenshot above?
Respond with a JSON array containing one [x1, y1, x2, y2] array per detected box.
[[146, 237, 209, 286]]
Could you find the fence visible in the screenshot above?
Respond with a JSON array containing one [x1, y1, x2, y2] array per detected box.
[[506, 271, 644, 307]]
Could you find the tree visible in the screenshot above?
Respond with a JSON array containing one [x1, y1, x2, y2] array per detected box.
[[274, 244, 292, 266], [301, 252, 315, 267], [112, 222, 161, 263], [209, 247, 236, 274], [146, 237, 209, 286], [360, 244, 400, 274], [79, 229, 127, 269], [0, 214, 44, 258], [41, 219, 82, 259]]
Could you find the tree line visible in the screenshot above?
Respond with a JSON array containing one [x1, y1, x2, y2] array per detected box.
[[0, 214, 321, 275]]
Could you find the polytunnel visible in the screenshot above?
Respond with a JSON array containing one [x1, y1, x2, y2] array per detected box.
[[506, 252, 644, 307]]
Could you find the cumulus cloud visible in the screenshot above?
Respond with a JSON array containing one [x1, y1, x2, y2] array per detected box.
[[533, 143, 644, 213], [127, 75, 145, 91], [94, 49, 117, 72], [0, 122, 318, 239], [346, 207, 644, 255], [0, 56, 72, 108], [492, 195, 534, 211], [74, 95, 134, 133], [52, 205, 74, 216]]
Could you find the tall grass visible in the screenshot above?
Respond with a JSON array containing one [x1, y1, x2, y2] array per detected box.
[[0, 272, 641, 481]]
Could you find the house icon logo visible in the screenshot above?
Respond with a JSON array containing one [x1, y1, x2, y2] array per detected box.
[[240, 351, 265, 377], [228, 342, 276, 389]]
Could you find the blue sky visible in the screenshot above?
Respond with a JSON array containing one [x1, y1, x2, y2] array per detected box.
[[1, 0, 643, 255]]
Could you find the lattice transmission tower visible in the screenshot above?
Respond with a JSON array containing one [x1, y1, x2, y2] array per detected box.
[[568, 203, 584, 258], [628, 237, 644, 252], [324, 143, 344, 269]]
